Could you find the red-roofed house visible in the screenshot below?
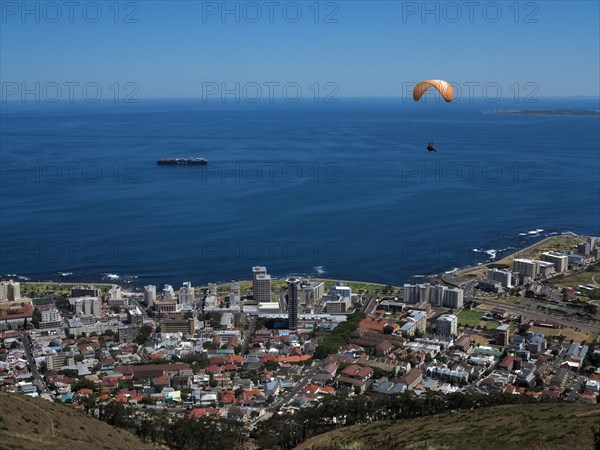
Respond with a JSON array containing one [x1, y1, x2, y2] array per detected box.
[[153, 375, 170, 387], [220, 389, 238, 404], [206, 365, 222, 374], [303, 384, 320, 395], [581, 390, 598, 404], [400, 368, 423, 390], [319, 386, 335, 395], [242, 389, 265, 406], [340, 364, 374, 381], [499, 356, 522, 372], [223, 364, 238, 372], [228, 355, 244, 365], [188, 407, 218, 419], [76, 388, 94, 396], [504, 385, 516, 394], [336, 364, 374, 393]]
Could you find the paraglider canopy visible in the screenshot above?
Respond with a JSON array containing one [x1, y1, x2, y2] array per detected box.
[[413, 80, 453, 102]]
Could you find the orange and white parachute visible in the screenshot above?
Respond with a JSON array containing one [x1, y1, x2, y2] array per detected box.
[[413, 80, 453, 102]]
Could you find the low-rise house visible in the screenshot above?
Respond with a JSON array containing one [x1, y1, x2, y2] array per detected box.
[[517, 368, 536, 387], [339, 364, 374, 382], [374, 380, 406, 395], [376, 340, 394, 356], [550, 368, 570, 389], [200, 393, 218, 405], [426, 366, 469, 384], [115, 363, 193, 380], [227, 406, 250, 421], [263, 379, 280, 398], [242, 389, 265, 406], [585, 379, 600, 392], [172, 375, 190, 389], [541, 386, 562, 399], [400, 368, 423, 390], [153, 375, 171, 388], [220, 389, 238, 404], [336, 364, 374, 393], [312, 373, 334, 385], [580, 390, 598, 404], [188, 407, 218, 419], [526, 332, 547, 355], [499, 356, 523, 372]]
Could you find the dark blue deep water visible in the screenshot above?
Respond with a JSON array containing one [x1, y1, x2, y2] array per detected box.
[[1, 98, 599, 286]]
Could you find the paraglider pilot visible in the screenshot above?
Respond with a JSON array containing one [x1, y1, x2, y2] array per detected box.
[[413, 80, 452, 154]]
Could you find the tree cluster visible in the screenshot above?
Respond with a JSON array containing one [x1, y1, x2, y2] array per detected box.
[[99, 403, 247, 450], [134, 325, 153, 345], [314, 311, 365, 359], [252, 391, 545, 449]]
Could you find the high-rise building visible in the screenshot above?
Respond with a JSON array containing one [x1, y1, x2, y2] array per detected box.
[[417, 284, 431, 303], [230, 284, 242, 312], [497, 324, 511, 347], [512, 259, 539, 279], [144, 285, 156, 307], [208, 283, 218, 295], [325, 298, 351, 313], [0, 280, 21, 302], [127, 306, 144, 326], [403, 283, 463, 309], [330, 282, 352, 299], [299, 280, 325, 309], [108, 285, 122, 300], [90, 297, 101, 316], [71, 285, 99, 297], [537, 261, 555, 277], [435, 314, 457, 336], [39, 305, 62, 328], [403, 284, 420, 303], [178, 282, 194, 305], [430, 285, 445, 306], [253, 274, 272, 303], [161, 316, 196, 335], [487, 269, 513, 288], [443, 288, 463, 309], [286, 277, 300, 330], [163, 284, 175, 301], [69, 297, 101, 317], [400, 310, 427, 336], [404, 283, 435, 304], [153, 298, 177, 318], [577, 242, 591, 256], [540, 252, 569, 273], [8, 280, 20, 301], [252, 266, 267, 298]]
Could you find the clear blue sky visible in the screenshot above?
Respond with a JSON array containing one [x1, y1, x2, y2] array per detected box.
[[1, 1, 599, 98]]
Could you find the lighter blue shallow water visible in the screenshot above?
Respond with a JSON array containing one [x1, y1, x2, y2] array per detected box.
[[1, 98, 599, 286]]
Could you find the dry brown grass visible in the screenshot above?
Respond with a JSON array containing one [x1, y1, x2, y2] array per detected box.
[[295, 403, 600, 450], [0, 393, 157, 450]]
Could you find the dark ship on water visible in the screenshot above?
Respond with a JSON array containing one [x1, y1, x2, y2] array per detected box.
[[157, 157, 208, 166]]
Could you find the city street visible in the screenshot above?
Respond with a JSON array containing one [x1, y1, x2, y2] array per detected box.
[[20, 330, 50, 395], [268, 361, 325, 413]]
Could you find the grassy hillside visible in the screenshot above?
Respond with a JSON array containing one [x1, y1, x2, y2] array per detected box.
[[0, 393, 156, 450], [296, 403, 600, 450]]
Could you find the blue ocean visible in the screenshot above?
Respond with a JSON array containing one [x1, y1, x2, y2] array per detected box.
[[1, 98, 599, 286]]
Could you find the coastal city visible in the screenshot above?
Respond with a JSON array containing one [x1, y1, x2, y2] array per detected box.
[[1, 234, 599, 443]]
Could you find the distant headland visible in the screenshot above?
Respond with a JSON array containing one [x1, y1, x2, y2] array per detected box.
[[494, 109, 600, 116]]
